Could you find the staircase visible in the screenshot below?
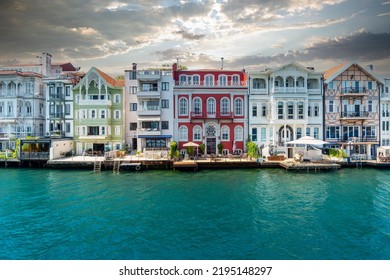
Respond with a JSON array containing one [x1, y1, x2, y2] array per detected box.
[[113, 160, 120, 173], [93, 159, 102, 172]]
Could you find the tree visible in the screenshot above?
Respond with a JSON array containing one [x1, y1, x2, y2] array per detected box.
[[246, 141, 259, 159], [115, 75, 124, 80], [170, 141, 178, 159]]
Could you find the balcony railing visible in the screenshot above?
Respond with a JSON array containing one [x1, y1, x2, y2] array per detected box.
[[327, 136, 379, 142], [190, 111, 234, 119], [175, 81, 247, 87], [78, 99, 112, 106], [49, 93, 65, 100], [341, 87, 370, 94], [49, 112, 65, 118], [341, 111, 369, 118]]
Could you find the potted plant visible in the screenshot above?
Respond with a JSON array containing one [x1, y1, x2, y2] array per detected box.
[[217, 143, 223, 156], [246, 141, 259, 161], [170, 141, 178, 159], [199, 143, 205, 156]]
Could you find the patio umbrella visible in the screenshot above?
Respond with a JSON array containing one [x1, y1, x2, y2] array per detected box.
[[287, 136, 328, 159], [286, 136, 328, 146], [233, 141, 236, 152], [183, 142, 199, 147], [183, 142, 199, 158]]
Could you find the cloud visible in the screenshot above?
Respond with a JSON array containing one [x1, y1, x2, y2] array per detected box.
[[174, 29, 206, 40], [230, 30, 390, 69]]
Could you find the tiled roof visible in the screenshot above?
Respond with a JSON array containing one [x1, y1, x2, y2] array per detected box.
[[0, 70, 43, 78], [323, 63, 346, 80], [95, 68, 124, 87]]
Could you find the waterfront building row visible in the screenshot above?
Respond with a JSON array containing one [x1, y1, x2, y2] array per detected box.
[[0, 53, 388, 160]]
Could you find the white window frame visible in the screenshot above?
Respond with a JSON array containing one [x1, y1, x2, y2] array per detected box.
[[193, 125, 202, 141], [179, 125, 188, 141], [221, 126, 230, 141], [114, 110, 121, 119], [179, 97, 188, 116], [234, 126, 243, 141], [234, 98, 243, 116]]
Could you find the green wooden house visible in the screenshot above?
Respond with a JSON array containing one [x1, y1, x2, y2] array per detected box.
[[73, 67, 125, 155]]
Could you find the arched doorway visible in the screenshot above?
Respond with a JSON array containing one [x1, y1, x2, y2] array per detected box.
[[278, 125, 293, 145], [205, 124, 217, 154]]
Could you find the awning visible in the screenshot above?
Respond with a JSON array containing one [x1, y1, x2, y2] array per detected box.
[[138, 135, 172, 139]]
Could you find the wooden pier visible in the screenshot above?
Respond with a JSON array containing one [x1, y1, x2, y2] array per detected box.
[[279, 161, 340, 171], [173, 161, 198, 171]]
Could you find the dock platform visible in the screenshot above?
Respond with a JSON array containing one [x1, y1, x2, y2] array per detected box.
[[280, 161, 340, 171], [173, 161, 198, 171]]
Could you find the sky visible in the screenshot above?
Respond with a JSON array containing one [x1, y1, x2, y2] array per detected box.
[[0, 0, 389, 77]]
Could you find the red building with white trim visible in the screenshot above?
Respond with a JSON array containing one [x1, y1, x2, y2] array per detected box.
[[172, 63, 248, 155]]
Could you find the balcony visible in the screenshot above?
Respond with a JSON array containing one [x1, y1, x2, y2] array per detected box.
[[381, 93, 390, 101], [331, 136, 379, 143], [49, 112, 65, 119], [137, 88, 160, 98], [137, 107, 161, 116], [190, 111, 234, 119], [175, 81, 247, 87], [49, 93, 65, 100], [137, 70, 161, 80], [78, 99, 112, 106], [137, 128, 161, 136], [341, 87, 369, 95], [341, 111, 369, 119]]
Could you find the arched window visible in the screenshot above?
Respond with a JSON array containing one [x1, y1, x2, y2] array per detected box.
[[221, 126, 230, 141], [193, 97, 202, 115], [179, 97, 188, 116], [234, 98, 243, 115], [193, 75, 200, 85], [286, 76, 294, 88], [205, 75, 214, 86], [234, 126, 243, 141], [207, 98, 216, 115], [274, 76, 283, 88], [296, 77, 305, 87], [179, 126, 188, 141], [232, 75, 240, 86], [219, 75, 227, 86], [26, 101, 32, 115], [220, 97, 230, 115], [193, 125, 202, 141]]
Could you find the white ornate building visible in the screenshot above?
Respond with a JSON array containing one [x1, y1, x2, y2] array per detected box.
[[382, 77, 390, 146], [249, 62, 323, 158]]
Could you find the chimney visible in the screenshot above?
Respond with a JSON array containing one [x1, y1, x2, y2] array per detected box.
[[367, 65, 374, 71], [132, 63, 137, 71], [172, 63, 178, 72]]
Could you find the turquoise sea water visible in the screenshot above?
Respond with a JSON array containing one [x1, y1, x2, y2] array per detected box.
[[0, 168, 389, 260]]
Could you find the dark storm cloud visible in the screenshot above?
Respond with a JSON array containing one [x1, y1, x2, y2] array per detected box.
[[230, 31, 390, 68], [0, 0, 213, 61]]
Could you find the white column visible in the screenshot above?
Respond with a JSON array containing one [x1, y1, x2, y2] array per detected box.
[[272, 125, 275, 145]]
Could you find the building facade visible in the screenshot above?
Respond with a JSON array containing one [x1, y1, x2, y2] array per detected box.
[[249, 62, 323, 158], [380, 77, 390, 146], [173, 64, 248, 155], [124, 64, 174, 153], [0, 70, 45, 151], [324, 62, 382, 159], [44, 64, 83, 138], [72, 67, 125, 155]]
